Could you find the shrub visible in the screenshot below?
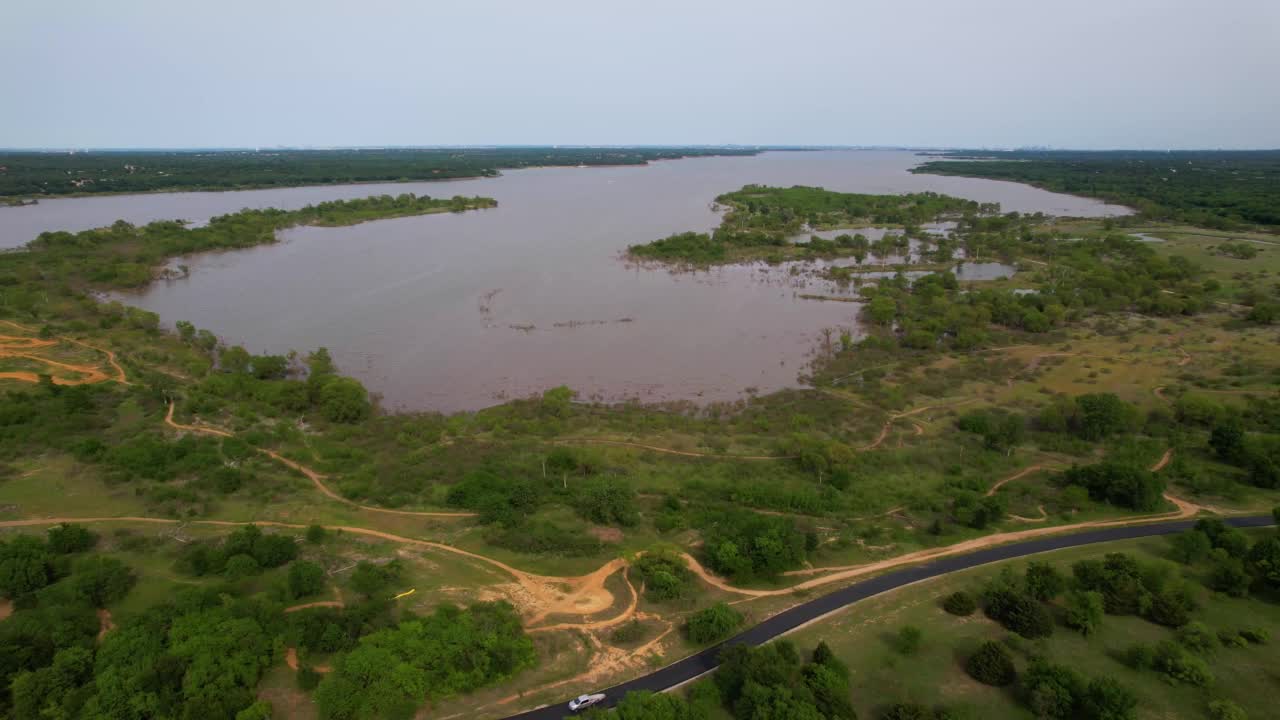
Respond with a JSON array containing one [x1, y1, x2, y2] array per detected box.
[[965, 641, 1015, 686], [1121, 644, 1155, 670], [1238, 627, 1268, 644], [1081, 676, 1137, 720], [68, 556, 136, 607], [224, 554, 260, 580], [288, 561, 326, 600], [1208, 699, 1248, 720], [46, 523, 97, 554], [880, 703, 933, 720], [893, 625, 923, 655], [1063, 590, 1104, 636], [985, 588, 1054, 638], [684, 602, 742, 644], [632, 550, 696, 602], [609, 621, 648, 645], [1153, 640, 1213, 686], [1020, 660, 1084, 719], [943, 591, 976, 616], [1176, 621, 1218, 655], [305, 525, 327, 544], [1025, 561, 1065, 601]]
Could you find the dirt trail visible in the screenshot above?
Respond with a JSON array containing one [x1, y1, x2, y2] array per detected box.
[[1150, 448, 1174, 472], [557, 438, 791, 461], [1177, 347, 1192, 367], [527, 569, 638, 633], [0, 513, 618, 631], [285, 647, 332, 673], [0, 321, 130, 386], [96, 604, 115, 638], [164, 402, 476, 519], [283, 600, 344, 613], [1154, 386, 1168, 401], [861, 400, 971, 451], [986, 465, 1045, 497], [1008, 506, 1048, 523], [0, 600, 12, 622]]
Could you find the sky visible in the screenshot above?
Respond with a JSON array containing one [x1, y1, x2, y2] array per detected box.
[[5, 0, 1279, 150]]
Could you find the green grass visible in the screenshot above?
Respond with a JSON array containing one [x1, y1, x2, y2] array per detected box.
[[783, 533, 1280, 720]]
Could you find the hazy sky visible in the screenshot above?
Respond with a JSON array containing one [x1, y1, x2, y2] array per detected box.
[[5, 0, 1278, 149]]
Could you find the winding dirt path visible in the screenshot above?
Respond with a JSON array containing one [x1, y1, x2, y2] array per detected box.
[[164, 402, 476, 519], [283, 600, 344, 614], [1150, 448, 1174, 472], [0, 321, 130, 386], [986, 464, 1045, 497], [1008, 506, 1048, 523], [861, 400, 971, 451]]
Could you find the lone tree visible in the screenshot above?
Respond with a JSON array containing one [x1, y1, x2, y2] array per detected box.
[[965, 641, 1016, 686]]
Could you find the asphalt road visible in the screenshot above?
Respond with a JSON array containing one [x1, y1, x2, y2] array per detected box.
[[503, 515, 1275, 720]]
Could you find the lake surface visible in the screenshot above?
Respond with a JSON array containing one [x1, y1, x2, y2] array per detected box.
[[0, 150, 1129, 412]]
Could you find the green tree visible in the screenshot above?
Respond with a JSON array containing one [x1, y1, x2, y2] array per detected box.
[[46, 523, 97, 554], [685, 602, 742, 644], [943, 590, 977, 616], [965, 641, 1015, 686], [288, 561, 326, 600], [0, 535, 53, 598], [1081, 676, 1137, 720], [1246, 536, 1280, 589], [69, 556, 135, 606], [1169, 530, 1212, 564], [318, 377, 371, 423], [1025, 561, 1065, 601], [224, 553, 260, 580], [1064, 590, 1104, 636]]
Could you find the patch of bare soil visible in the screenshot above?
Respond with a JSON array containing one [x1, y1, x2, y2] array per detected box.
[[96, 608, 115, 642]]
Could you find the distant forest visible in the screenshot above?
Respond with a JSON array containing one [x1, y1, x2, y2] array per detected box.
[[914, 150, 1280, 230], [0, 147, 760, 198]]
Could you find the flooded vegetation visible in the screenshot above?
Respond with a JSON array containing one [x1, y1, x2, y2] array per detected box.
[[2, 151, 1126, 411]]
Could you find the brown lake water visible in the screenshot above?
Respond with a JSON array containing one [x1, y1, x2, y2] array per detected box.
[[0, 150, 1130, 412]]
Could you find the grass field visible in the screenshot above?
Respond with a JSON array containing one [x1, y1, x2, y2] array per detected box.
[[783, 532, 1280, 720]]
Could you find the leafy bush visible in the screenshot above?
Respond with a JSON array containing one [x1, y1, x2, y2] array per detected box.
[[1208, 699, 1248, 720], [314, 602, 534, 720], [984, 587, 1053, 638], [893, 625, 923, 655], [1058, 462, 1164, 511], [943, 591, 977, 616], [45, 524, 97, 554], [287, 561, 326, 600], [965, 641, 1015, 686], [684, 602, 742, 644], [1063, 590, 1104, 636], [632, 550, 696, 602], [1153, 640, 1213, 686]]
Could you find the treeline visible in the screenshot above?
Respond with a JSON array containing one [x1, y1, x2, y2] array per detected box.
[[1, 522, 539, 719], [914, 150, 1280, 229], [8, 193, 494, 294], [314, 601, 535, 719], [584, 641, 860, 720], [0, 147, 759, 198], [629, 185, 983, 264]]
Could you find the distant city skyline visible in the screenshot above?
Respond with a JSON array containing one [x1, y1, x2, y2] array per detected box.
[[5, 0, 1278, 150]]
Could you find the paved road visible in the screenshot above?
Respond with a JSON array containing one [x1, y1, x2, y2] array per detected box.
[[504, 515, 1275, 720]]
